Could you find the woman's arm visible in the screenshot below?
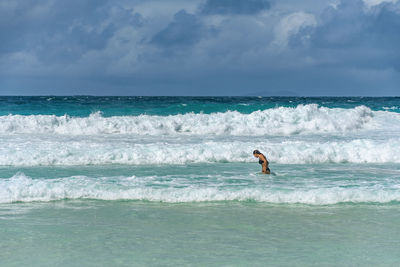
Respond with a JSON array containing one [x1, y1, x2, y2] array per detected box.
[[262, 163, 267, 173], [261, 155, 269, 174], [260, 155, 267, 170]]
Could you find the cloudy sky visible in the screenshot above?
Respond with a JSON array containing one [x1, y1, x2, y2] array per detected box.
[[0, 0, 399, 96]]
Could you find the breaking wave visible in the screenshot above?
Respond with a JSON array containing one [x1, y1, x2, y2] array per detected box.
[[1, 173, 400, 205], [1, 139, 400, 166], [0, 105, 381, 136]]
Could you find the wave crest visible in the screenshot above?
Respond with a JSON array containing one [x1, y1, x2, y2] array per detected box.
[[0, 105, 376, 136], [1, 139, 400, 166], [1, 173, 400, 205]]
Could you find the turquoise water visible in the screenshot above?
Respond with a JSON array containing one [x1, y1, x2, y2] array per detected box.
[[1, 96, 400, 116], [1, 97, 400, 266], [2, 201, 400, 266]]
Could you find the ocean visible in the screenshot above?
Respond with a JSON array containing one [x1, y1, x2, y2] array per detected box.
[[1, 96, 400, 266]]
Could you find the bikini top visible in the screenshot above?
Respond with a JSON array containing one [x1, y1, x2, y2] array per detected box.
[[259, 159, 264, 164]]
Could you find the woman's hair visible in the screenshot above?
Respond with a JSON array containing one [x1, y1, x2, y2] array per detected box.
[[253, 150, 261, 155]]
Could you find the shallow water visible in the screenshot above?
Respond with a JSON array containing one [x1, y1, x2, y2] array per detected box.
[[2, 201, 400, 266]]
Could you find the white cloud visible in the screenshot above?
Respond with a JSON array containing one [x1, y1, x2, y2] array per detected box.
[[273, 12, 317, 48], [363, 0, 398, 8]]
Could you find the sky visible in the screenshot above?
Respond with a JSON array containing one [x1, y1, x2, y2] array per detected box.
[[0, 0, 399, 96]]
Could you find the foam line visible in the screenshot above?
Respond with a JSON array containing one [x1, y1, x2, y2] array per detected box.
[[0, 105, 383, 136], [1, 173, 400, 205], [1, 139, 400, 166]]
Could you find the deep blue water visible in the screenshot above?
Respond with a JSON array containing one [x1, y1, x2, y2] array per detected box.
[[1, 96, 399, 116]]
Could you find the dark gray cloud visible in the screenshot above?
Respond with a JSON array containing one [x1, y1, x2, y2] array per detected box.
[[307, 0, 400, 71], [150, 10, 204, 48], [200, 0, 270, 15], [1, 0, 400, 96], [0, 0, 143, 62]]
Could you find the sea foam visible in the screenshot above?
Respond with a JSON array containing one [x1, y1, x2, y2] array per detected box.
[[1, 105, 399, 166], [1, 173, 400, 205], [1, 138, 400, 166], [0, 105, 379, 136]]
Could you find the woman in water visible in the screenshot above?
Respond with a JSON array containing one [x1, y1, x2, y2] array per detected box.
[[253, 150, 270, 174]]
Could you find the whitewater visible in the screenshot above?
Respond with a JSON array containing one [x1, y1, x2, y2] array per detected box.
[[0, 104, 379, 136], [2, 167, 400, 204], [1, 97, 400, 205], [1, 104, 400, 166]]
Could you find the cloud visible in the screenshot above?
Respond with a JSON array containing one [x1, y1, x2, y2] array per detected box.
[[273, 12, 317, 48], [363, 0, 398, 8], [310, 0, 400, 66], [150, 10, 204, 48], [1, 0, 400, 95], [0, 0, 144, 75], [200, 0, 270, 15]]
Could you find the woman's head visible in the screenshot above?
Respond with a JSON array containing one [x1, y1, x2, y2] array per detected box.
[[253, 150, 261, 157]]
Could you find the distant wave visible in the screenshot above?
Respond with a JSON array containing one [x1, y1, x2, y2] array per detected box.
[[1, 139, 400, 166], [2, 173, 400, 205], [0, 105, 382, 136]]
